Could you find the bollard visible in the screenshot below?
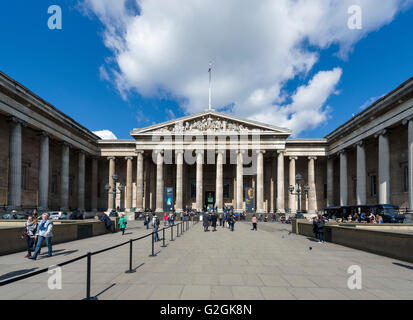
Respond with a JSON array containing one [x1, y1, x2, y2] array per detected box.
[[161, 228, 167, 248], [125, 239, 136, 273], [181, 222, 183, 235], [170, 224, 174, 241], [176, 223, 180, 237]]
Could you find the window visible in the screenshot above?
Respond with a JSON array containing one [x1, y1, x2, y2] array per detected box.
[[223, 184, 230, 199], [51, 175, 57, 195], [404, 166, 409, 192], [21, 166, 27, 190], [69, 177, 74, 196], [370, 175, 377, 197], [353, 179, 357, 199], [191, 184, 196, 198], [324, 184, 327, 199], [97, 182, 101, 198]]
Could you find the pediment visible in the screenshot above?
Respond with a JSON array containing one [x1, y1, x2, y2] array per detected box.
[[131, 110, 291, 136]]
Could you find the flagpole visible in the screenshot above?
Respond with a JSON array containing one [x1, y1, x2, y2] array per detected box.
[[208, 62, 212, 110]]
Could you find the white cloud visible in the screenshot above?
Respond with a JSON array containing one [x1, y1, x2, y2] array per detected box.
[[80, 0, 411, 135], [93, 130, 118, 140], [359, 94, 385, 110]]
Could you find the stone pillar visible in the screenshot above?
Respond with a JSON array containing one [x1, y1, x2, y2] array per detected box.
[[276, 150, 285, 213], [91, 157, 98, 212], [270, 155, 276, 213], [155, 151, 164, 213], [60, 142, 70, 211], [175, 150, 184, 212], [215, 150, 224, 213], [403, 117, 413, 220], [256, 150, 265, 213], [77, 150, 86, 212], [107, 156, 115, 211], [376, 129, 391, 204], [136, 151, 144, 212], [236, 150, 244, 212], [326, 157, 334, 207], [150, 160, 156, 210], [339, 150, 348, 206], [308, 156, 317, 213], [7, 117, 24, 210], [196, 150, 204, 211], [288, 157, 298, 213], [356, 141, 367, 205], [125, 156, 133, 212], [38, 131, 50, 211]]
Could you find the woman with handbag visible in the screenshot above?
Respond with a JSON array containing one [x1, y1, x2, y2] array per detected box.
[[23, 215, 37, 258]]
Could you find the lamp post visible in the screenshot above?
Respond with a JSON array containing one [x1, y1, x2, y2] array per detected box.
[[105, 174, 124, 217], [288, 173, 309, 219]]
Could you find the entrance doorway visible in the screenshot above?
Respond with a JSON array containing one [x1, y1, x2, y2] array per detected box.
[[204, 191, 215, 210]]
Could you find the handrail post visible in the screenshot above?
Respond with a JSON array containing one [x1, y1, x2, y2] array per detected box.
[[161, 228, 167, 248], [170, 224, 174, 241], [149, 232, 156, 257], [125, 239, 136, 273], [181, 222, 183, 235], [83, 252, 93, 300], [176, 223, 180, 237]]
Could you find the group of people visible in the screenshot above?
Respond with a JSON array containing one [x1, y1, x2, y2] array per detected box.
[[22, 210, 54, 260], [312, 215, 326, 243], [202, 209, 238, 232]]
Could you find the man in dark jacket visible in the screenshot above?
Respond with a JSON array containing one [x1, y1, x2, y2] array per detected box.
[[211, 212, 218, 231], [312, 216, 318, 240], [317, 216, 325, 243], [203, 213, 210, 232]]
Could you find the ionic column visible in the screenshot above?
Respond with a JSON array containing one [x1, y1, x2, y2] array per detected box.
[[38, 131, 50, 211], [150, 160, 156, 210], [326, 157, 334, 207], [60, 142, 70, 211], [196, 150, 204, 211], [136, 151, 144, 212], [155, 151, 164, 213], [125, 156, 133, 212], [7, 117, 24, 210], [356, 141, 367, 205], [107, 156, 115, 211], [403, 117, 413, 219], [236, 150, 244, 212], [91, 157, 98, 212], [175, 150, 184, 212], [256, 150, 265, 213], [375, 129, 391, 204], [215, 150, 224, 213], [289, 157, 298, 213], [276, 150, 285, 213], [308, 156, 317, 213], [77, 150, 86, 212], [270, 155, 276, 213], [339, 150, 348, 206]]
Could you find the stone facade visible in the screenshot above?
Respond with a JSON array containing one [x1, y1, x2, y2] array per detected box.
[[0, 70, 412, 219]]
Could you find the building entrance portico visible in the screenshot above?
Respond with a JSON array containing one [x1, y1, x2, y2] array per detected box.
[[204, 191, 215, 210]]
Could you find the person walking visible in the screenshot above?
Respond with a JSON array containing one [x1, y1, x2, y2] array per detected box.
[[23, 215, 37, 258], [219, 212, 223, 227], [29, 213, 53, 260], [312, 216, 319, 240], [211, 212, 218, 232], [119, 213, 127, 235], [152, 214, 160, 241], [203, 212, 210, 232], [144, 213, 150, 229], [317, 215, 325, 243], [251, 214, 258, 231], [163, 213, 168, 226]]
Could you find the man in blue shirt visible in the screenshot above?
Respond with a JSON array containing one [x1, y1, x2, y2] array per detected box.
[[29, 213, 53, 260]]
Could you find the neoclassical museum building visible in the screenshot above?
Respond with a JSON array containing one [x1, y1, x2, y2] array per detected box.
[[0, 71, 412, 218]]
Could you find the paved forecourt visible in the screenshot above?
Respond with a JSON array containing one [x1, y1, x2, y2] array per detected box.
[[1, 220, 413, 300]]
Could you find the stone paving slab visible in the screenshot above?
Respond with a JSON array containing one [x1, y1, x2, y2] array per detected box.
[[0, 220, 413, 300]]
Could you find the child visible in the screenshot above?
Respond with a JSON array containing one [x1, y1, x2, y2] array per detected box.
[[119, 213, 127, 235]]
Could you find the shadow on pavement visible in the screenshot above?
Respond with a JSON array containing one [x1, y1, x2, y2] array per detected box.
[[0, 267, 38, 281], [393, 262, 413, 270], [39, 249, 78, 258]]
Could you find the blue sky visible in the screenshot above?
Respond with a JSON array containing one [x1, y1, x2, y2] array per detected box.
[[0, 0, 412, 139]]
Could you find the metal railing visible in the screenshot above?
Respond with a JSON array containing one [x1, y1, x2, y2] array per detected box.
[[0, 217, 199, 300]]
